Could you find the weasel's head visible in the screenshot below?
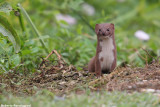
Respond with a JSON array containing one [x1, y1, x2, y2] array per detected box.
[[95, 23, 114, 39]]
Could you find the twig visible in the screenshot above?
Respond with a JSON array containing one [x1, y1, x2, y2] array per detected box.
[[142, 48, 154, 59], [138, 53, 148, 66], [141, 48, 160, 64], [44, 50, 66, 67], [52, 50, 61, 61], [45, 50, 61, 61], [39, 49, 67, 75], [44, 50, 54, 60]]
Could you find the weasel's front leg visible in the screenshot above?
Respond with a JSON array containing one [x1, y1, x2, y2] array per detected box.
[[95, 58, 102, 76]]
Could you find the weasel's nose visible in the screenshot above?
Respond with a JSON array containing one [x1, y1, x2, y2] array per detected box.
[[102, 33, 105, 36]]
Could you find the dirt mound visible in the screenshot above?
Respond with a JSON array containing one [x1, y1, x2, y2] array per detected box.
[[105, 64, 160, 92], [0, 50, 96, 95], [1, 50, 160, 96]]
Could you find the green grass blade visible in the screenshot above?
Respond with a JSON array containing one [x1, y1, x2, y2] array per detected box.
[[17, 3, 49, 54], [0, 15, 21, 53]]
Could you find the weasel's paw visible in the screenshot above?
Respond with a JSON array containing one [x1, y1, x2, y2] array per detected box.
[[96, 72, 102, 77]]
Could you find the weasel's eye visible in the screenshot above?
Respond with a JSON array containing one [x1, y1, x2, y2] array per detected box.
[[99, 29, 101, 31], [107, 28, 110, 31]]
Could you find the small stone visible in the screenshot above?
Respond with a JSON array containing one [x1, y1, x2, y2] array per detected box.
[[136, 82, 144, 85], [128, 86, 132, 89], [69, 81, 76, 85], [59, 81, 66, 85], [141, 88, 155, 92], [132, 85, 137, 89], [143, 80, 147, 82]]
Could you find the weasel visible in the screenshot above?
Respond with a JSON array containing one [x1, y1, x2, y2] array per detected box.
[[88, 23, 116, 76]]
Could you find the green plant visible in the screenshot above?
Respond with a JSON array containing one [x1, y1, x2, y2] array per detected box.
[[0, 0, 160, 73]]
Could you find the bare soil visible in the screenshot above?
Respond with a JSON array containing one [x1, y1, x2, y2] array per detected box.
[[1, 58, 160, 96]]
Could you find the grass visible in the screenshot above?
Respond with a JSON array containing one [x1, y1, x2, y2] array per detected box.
[[0, 90, 160, 107], [1, 0, 160, 72]]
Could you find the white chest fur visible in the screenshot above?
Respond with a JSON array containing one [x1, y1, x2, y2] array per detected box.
[[99, 38, 114, 70]]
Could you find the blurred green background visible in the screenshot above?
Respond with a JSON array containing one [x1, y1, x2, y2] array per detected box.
[[0, 0, 160, 73]]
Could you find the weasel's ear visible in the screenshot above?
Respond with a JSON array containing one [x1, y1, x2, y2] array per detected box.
[[95, 24, 99, 34], [110, 23, 114, 29]]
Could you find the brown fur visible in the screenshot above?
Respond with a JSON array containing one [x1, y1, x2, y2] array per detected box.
[[100, 57, 103, 62], [88, 23, 116, 76]]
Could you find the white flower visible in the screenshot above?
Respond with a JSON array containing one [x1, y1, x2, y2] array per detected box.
[[134, 30, 150, 41], [55, 14, 77, 25], [82, 3, 95, 16]]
